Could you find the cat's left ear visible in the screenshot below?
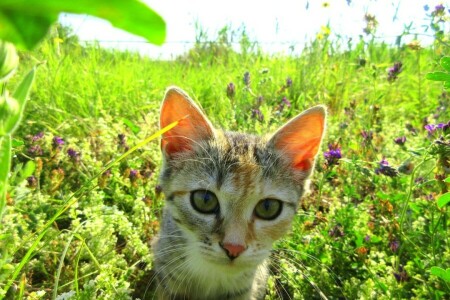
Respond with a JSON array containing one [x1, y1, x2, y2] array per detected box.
[[268, 105, 326, 172]]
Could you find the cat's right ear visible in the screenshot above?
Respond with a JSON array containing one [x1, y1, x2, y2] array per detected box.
[[160, 87, 214, 157]]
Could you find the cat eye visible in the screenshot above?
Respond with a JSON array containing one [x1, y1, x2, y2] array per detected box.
[[254, 199, 282, 220], [190, 190, 219, 214]]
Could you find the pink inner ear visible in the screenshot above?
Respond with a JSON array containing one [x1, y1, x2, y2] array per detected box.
[[160, 88, 213, 157], [271, 108, 325, 171]]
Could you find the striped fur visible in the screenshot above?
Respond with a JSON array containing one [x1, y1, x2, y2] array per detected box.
[[151, 87, 326, 299]]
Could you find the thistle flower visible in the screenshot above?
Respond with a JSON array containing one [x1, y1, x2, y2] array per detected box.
[[394, 136, 406, 146], [324, 143, 342, 166], [375, 158, 399, 177], [52, 136, 64, 149], [226, 82, 235, 99], [387, 62, 403, 82], [243, 72, 251, 87]]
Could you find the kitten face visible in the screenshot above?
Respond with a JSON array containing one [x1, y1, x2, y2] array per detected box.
[[160, 131, 304, 269], [154, 86, 326, 297]]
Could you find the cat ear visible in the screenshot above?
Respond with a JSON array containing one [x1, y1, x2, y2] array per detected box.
[[160, 87, 214, 157], [268, 105, 326, 172]]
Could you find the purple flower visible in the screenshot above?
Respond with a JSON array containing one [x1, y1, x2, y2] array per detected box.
[[31, 132, 44, 142], [67, 148, 81, 163], [251, 109, 264, 122], [285, 77, 293, 88], [226, 82, 235, 99], [387, 62, 403, 82], [424, 124, 436, 134], [375, 158, 399, 177], [328, 224, 344, 238], [389, 239, 400, 252], [361, 130, 373, 145], [393, 265, 408, 283], [324, 143, 342, 166], [278, 97, 292, 112], [26, 175, 37, 188], [243, 72, 251, 86], [364, 235, 371, 242], [52, 136, 64, 149], [28, 145, 43, 156], [129, 169, 140, 182], [434, 4, 445, 13], [394, 136, 406, 146]]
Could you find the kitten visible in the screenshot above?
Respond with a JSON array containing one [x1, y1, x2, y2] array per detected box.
[[151, 87, 326, 300]]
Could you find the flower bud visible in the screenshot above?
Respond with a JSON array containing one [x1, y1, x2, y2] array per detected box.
[[0, 41, 19, 83]]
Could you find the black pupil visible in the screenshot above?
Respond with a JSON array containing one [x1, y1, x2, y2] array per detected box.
[[263, 199, 272, 211], [191, 190, 218, 214]]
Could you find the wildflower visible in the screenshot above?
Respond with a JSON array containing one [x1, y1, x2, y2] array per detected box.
[[407, 40, 422, 51], [28, 145, 43, 156], [375, 158, 399, 177], [389, 239, 400, 252], [67, 148, 81, 163], [424, 124, 436, 135], [364, 235, 371, 242], [328, 224, 344, 238], [425, 194, 434, 201], [432, 4, 446, 16], [394, 136, 406, 146], [251, 108, 264, 122], [52, 136, 64, 149], [424, 4, 430, 11], [387, 62, 403, 82], [393, 265, 409, 282], [26, 175, 37, 188], [361, 130, 373, 145], [118, 133, 129, 151], [363, 13, 378, 35], [243, 72, 251, 87], [285, 77, 293, 88], [226, 82, 235, 99], [278, 97, 291, 112], [324, 143, 342, 166], [31, 132, 44, 142]]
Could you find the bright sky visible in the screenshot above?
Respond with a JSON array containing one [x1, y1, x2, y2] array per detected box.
[[59, 0, 449, 59]]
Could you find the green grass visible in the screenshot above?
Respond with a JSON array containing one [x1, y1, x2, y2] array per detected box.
[[1, 21, 450, 299]]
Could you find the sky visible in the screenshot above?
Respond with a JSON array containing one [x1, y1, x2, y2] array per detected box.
[[59, 0, 450, 59]]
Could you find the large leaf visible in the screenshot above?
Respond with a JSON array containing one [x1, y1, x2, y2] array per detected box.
[[440, 57, 450, 73], [437, 192, 450, 209], [430, 266, 450, 282], [0, 0, 166, 50], [425, 71, 450, 82]]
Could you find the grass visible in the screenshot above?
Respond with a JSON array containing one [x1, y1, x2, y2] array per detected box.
[[1, 16, 450, 299]]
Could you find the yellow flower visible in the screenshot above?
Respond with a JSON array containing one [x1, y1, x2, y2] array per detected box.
[[321, 26, 331, 36]]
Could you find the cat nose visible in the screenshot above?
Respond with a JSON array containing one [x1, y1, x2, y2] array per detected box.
[[219, 242, 247, 260]]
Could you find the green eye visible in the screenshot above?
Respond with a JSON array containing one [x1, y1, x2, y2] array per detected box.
[[190, 190, 219, 214], [254, 199, 282, 220]]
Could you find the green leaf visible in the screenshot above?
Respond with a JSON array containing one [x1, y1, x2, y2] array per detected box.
[[0, 0, 166, 50], [440, 57, 450, 73], [19, 160, 35, 182], [445, 177, 450, 183], [0, 135, 11, 217], [430, 266, 450, 282], [122, 118, 141, 134], [5, 66, 36, 134], [425, 71, 450, 82], [437, 192, 450, 209]]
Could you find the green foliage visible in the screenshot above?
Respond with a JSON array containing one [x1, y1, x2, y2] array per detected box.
[[0, 0, 166, 50], [426, 56, 450, 90], [1, 16, 450, 300]]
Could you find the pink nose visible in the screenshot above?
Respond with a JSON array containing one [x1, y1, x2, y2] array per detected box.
[[220, 242, 246, 259]]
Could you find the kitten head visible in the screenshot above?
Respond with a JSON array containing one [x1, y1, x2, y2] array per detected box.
[[158, 86, 326, 270]]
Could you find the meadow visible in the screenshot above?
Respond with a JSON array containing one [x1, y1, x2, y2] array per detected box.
[[1, 7, 450, 300]]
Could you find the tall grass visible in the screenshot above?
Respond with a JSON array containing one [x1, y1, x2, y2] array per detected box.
[[1, 19, 449, 299]]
